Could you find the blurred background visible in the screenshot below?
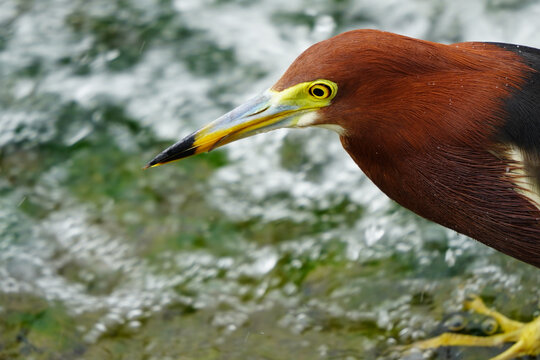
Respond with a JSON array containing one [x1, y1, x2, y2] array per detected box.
[[1, 0, 540, 359]]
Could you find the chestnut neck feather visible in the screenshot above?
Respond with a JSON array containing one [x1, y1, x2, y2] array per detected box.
[[275, 30, 540, 267], [342, 136, 540, 266]]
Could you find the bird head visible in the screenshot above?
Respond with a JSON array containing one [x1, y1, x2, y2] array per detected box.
[[144, 30, 396, 168]]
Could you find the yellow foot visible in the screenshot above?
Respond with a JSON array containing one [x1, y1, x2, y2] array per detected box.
[[410, 294, 540, 360]]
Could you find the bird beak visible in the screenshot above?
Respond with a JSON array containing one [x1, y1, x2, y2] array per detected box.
[[145, 90, 311, 168]]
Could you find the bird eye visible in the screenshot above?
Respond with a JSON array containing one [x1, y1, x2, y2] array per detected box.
[[481, 318, 498, 335], [309, 83, 332, 99]]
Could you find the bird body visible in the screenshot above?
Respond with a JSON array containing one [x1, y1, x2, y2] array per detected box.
[[147, 30, 540, 267]]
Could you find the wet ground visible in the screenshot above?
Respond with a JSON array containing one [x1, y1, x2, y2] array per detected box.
[[1, 0, 539, 359]]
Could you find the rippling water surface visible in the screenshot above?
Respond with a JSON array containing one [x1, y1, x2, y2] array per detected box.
[[1, 0, 540, 359]]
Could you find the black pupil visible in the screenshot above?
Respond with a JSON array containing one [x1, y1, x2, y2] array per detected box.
[[312, 86, 326, 97]]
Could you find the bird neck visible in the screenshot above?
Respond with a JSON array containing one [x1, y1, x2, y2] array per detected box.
[[341, 134, 540, 267]]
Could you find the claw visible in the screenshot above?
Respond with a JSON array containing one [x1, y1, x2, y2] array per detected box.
[[409, 295, 540, 360]]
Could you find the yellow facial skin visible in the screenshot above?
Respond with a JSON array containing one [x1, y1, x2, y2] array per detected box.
[[145, 79, 338, 168]]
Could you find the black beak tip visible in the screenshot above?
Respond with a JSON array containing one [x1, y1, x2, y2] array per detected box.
[[143, 149, 174, 169], [143, 156, 162, 169], [143, 161, 155, 170], [144, 132, 198, 170]]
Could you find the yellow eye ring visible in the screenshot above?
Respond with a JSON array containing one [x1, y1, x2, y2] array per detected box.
[[309, 83, 333, 99]]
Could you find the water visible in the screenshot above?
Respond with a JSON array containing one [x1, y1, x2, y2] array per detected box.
[[1, 0, 539, 359]]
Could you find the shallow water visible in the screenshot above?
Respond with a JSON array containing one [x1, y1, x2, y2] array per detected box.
[[1, 0, 539, 359]]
